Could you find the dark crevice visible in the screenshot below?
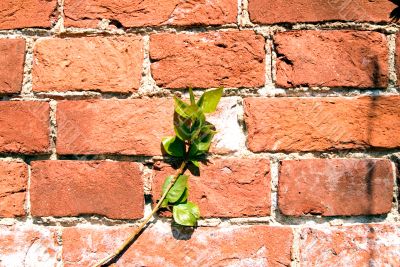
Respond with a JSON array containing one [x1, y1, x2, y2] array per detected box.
[[276, 52, 294, 66], [390, 0, 400, 22], [109, 19, 124, 29]]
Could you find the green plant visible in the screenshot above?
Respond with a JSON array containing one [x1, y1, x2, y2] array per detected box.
[[94, 87, 223, 266]]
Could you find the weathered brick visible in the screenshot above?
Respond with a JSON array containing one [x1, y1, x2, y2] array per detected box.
[[249, 0, 396, 24], [0, 39, 25, 94], [300, 224, 400, 266], [152, 158, 271, 217], [64, 0, 237, 28], [56, 98, 236, 156], [56, 99, 173, 155], [32, 36, 143, 93], [0, 224, 59, 266], [204, 97, 245, 154], [395, 32, 400, 86], [150, 31, 265, 89], [0, 101, 50, 154], [244, 96, 400, 152], [30, 161, 144, 219], [279, 159, 393, 216], [0, 161, 28, 217], [62, 223, 292, 266], [0, 0, 57, 29], [274, 30, 388, 88]]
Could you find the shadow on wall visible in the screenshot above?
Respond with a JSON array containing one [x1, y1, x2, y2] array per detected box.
[[390, 0, 400, 22]]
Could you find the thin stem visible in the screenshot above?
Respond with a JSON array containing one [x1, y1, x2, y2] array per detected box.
[[92, 161, 187, 267]]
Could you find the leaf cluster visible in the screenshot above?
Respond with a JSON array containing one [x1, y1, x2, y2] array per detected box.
[[160, 87, 223, 226]]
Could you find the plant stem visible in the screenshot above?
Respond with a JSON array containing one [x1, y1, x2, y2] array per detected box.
[[93, 160, 187, 267]]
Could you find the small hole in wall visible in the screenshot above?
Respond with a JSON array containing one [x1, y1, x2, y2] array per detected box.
[[216, 43, 228, 48], [109, 19, 124, 29]]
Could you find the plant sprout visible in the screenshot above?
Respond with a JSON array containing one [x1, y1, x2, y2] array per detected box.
[[94, 87, 223, 266]]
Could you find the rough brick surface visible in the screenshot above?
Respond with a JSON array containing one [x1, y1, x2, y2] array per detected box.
[[300, 224, 400, 266], [62, 223, 292, 266], [56, 99, 173, 155], [279, 159, 393, 216], [0, 224, 59, 266], [207, 97, 245, 154], [244, 96, 400, 152], [0, 39, 26, 94], [249, 0, 396, 24], [0, 161, 27, 217], [395, 32, 400, 86], [150, 31, 265, 89], [152, 158, 271, 217], [30, 161, 144, 219], [274, 30, 388, 88], [32, 36, 143, 93], [64, 0, 237, 28], [0, 101, 50, 154], [0, 0, 57, 29]]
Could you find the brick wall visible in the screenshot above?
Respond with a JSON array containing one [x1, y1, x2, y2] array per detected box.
[[0, 0, 400, 266]]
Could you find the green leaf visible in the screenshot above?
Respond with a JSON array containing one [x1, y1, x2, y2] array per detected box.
[[188, 110, 206, 141], [174, 115, 192, 141], [197, 87, 223, 113], [186, 201, 200, 219], [174, 96, 190, 118], [189, 131, 215, 157], [191, 160, 200, 168], [161, 175, 188, 203], [174, 95, 201, 119], [189, 88, 196, 105], [162, 136, 185, 157], [173, 202, 200, 226], [173, 188, 188, 204], [160, 198, 169, 208], [161, 175, 173, 195]]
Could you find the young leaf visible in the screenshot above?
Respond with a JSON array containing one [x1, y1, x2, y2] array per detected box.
[[174, 115, 192, 141], [184, 104, 200, 119], [160, 198, 169, 208], [191, 160, 200, 168], [189, 131, 215, 157], [162, 136, 185, 157], [162, 175, 188, 203], [186, 201, 200, 219], [174, 96, 190, 118], [189, 88, 196, 105], [197, 87, 223, 113], [172, 188, 188, 204], [172, 201, 200, 226], [189, 117, 204, 141]]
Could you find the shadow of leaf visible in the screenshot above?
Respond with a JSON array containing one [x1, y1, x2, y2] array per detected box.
[[389, 0, 400, 22]]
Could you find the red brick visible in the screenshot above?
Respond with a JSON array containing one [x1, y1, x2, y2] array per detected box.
[[56, 99, 173, 155], [0, 39, 25, 94], [0, 0, 57, 29], [32, 36, 143, 93], [150, 31, 265, 89], [64, 0, 237, 28], [62, 224, 292, 266], [274, 30, 388, 88], [0, 101, 50, 154], [0, 224, 59, 266], [279, 159, 393, 216], [300, 224, 400, 266], [207, 97, 245, 154], [0, 161, 28, 217], [395, 33, 400, 86], [152, 158, 271, 217], [30, 161, 144, 219], [244, 96, 400, 152], [249, 0, 396, 24]]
